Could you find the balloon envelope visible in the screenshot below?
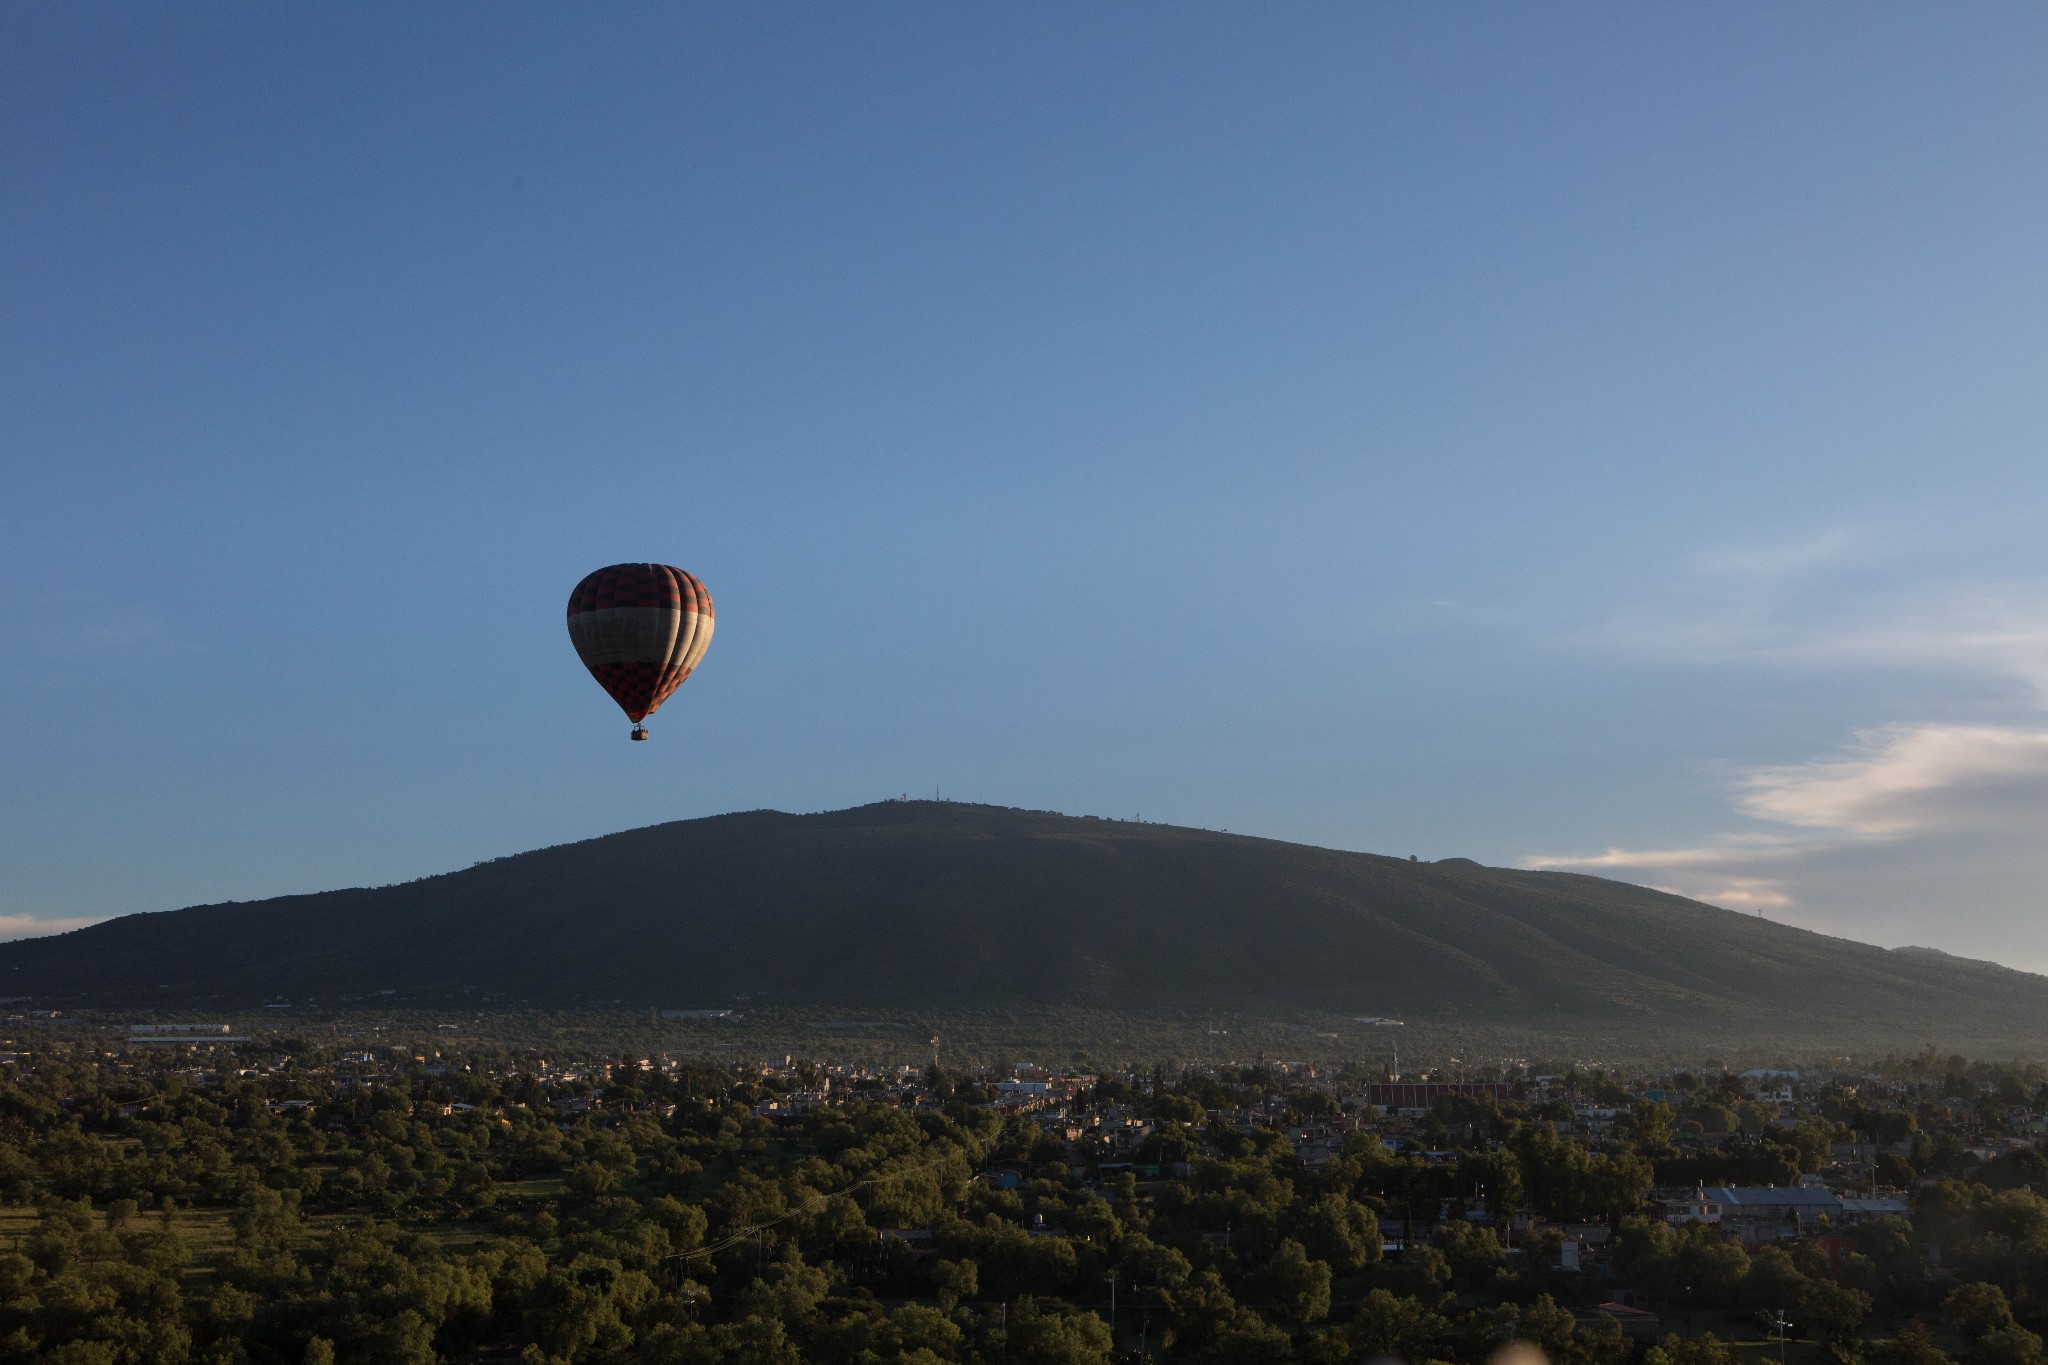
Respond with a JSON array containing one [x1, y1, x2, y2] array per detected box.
[[566, 564, 715, 723]]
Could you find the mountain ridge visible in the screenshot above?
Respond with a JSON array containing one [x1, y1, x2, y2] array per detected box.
[[3, 801, 2042, 1048]]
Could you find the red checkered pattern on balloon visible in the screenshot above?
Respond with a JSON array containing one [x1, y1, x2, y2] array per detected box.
[[567, 564, 714, 619], [567, 563, 713, 722]]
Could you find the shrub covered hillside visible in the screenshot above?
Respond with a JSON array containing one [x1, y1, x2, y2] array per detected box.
[[1, 1044, 2047, 1365], [14, 802, 2048, 1056]]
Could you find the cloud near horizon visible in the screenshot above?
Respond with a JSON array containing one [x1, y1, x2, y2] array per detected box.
[[1533, 537, 2048, 932], [0, 915, 106, 942], [1738, 724, 2048, 836], [1530, 722, 2048, 914], [1645, 877, 1796, 911]]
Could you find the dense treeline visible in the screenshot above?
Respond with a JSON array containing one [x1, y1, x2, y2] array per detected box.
[[0, 1046, 2046, 1365]]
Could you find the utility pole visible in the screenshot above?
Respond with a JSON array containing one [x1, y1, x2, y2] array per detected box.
[[1107, 1269, 1117, 1338]]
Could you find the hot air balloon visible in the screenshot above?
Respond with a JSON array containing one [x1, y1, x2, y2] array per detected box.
[[566, 564, 715, 740]]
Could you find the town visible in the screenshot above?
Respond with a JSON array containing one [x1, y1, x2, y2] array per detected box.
[[0, 1018, 2041, 1365]]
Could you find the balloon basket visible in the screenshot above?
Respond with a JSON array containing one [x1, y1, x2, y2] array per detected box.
[[631, 726, 649, 742]]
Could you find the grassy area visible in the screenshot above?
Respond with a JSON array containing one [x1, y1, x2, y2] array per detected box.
[[0, 1202, 383, 1271], [1676, 1310, 1974, 1365]]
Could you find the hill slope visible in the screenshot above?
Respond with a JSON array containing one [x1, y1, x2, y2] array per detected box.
[[5, 801, 2043, 1043]]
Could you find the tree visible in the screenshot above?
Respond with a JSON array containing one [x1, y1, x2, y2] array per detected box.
[[879, 1304, 965, 1360], [1851, 1216, 1927, 1299], [1609, 1217, 1677, 1297], [1947, 1284, 2019, 1338], [1515, 1293, 1580, 1363], [1648, 1332, 1739, 1365], [1298, 1326, 1353, 1365], [1287, 1193, 1380, 1275], [1809, 1279, 1874, 1347], [43, 1346, 122, 1365], [1513, 1121, 1594, 1220], [1161, 1268, 1244, 1356], [1975, 1150, 2048, 1192], [1585, 1151, 1655, 1226], [703, 1317, 803, 1365], [1459, 1149, 1525, 1228], [1976, 1327, 2047, 1365], [1576, 1314, 1633, 1365], [1946, 1283, 2045, 1365], [1456, 1304, 1519, 1362], [1397, 1244, 1453, 1296], [1745, 1247, 1816, 1315], [229, 1187, 301, 1251], [375, 1309, 437, 1365], [1349, 1287, 1448, 1363], [526, 1257, 636, 1360], [933, 1257, 978, 1311], [1250, 1238, 1331, 1332], [736, 1255, 833, 1328], [1009, 1310, 1114, 1365], [1436, 1218, 1505, 1289], [1673, 1221, 1751, 1307], [1623, 1101, 1679, 1160], [1692, 1104, 1740, 1136], [1871, 1322, 1958, 1365], [1194, 1318, 1293, 1365]]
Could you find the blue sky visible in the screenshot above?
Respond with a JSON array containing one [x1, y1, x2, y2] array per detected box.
[[7, 6, 2048, 968]]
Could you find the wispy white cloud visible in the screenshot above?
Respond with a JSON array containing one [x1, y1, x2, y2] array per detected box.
[[1597, 586, 2048, 694], [1526, 836, 1814, 872], [1536, 535, 2048, 927], [1778, 587, 2048, 698], [1531, 840, 1823, 913], [1530, 721, 2048, 909], [0, 915, 105, 942], [1737, 724, 2048, 835], [1686, 530, 1858, 580], [1580, 525, 2048, 700], [1648, 878, 1796, 911]]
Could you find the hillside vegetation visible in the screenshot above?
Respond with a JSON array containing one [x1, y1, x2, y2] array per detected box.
[[5, 801, 2043, 1048]]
